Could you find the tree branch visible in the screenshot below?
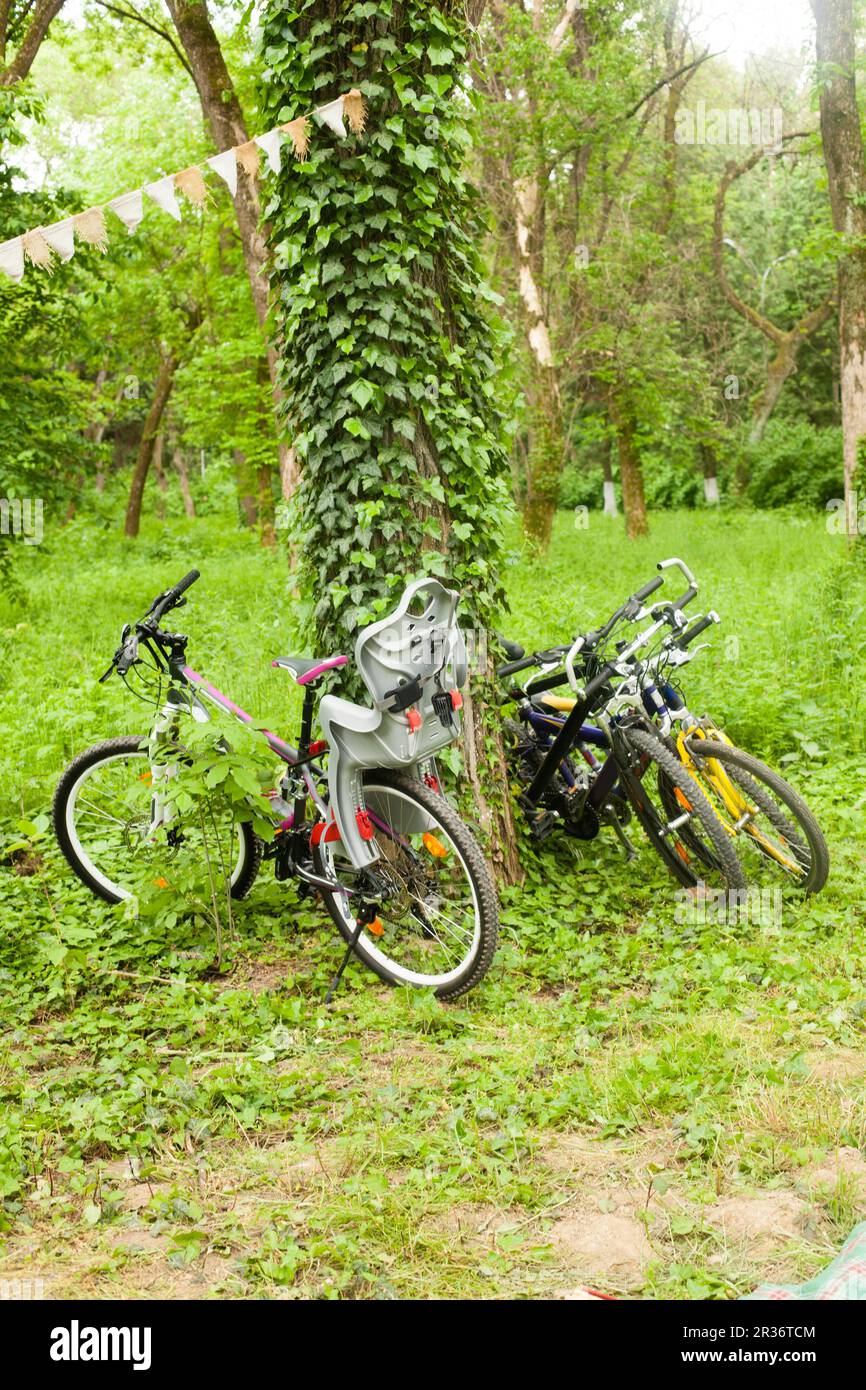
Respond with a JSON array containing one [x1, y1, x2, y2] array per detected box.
[[92, 0, 194, 79], [713, 132, 824, 346], [624, 50, 718, 121]]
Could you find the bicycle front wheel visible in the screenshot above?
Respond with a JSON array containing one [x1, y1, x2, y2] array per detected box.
[[53, 736, 261, 903], [314, 770, 499, 1000]]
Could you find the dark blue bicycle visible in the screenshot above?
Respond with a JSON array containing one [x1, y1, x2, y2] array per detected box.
[[497, 562, 747, 893]]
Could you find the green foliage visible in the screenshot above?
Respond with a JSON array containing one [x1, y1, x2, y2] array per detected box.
[[131, 710, 276, 966], [0, 92, 93, 531], [741, 421, 844, 512], [259, 0, 513, 646]]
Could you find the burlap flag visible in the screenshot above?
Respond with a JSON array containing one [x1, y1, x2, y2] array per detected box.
[[343, 89, 367, 136], [316, 97, 347, 139], [108, 189, 144, 233], [23, 228, 54, 270], [207, 149, 238, 196], [282, 116, 310, 161], [235, 140, 260, 180], [175, 166, 209, 208], [41, 219, 75, 262], [144, 176, 181, 220], [0, 236, 25, 283], [73, 207, 109, 251]]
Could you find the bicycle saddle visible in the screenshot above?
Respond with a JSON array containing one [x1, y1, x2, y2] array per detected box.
[[272, 653, 348, 686]]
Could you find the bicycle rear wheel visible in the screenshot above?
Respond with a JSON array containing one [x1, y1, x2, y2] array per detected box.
[[313, 770, 499, 1000], [681, 737, 829, 894]]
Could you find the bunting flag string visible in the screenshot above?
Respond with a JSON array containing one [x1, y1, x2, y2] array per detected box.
[[0, 88, 368, 285]]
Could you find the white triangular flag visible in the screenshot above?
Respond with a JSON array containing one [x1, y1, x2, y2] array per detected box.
[[0, 236, 24, 283], [207, 149, 238, 197], [108, 189, 144, 234], [144, 175, 181, 221], [41, 219, 75, 262], [316, 97, 347, 140], [254, 128, 282, 176]]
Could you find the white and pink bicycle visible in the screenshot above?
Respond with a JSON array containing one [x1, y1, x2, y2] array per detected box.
[[52, 570, 498, 1000]]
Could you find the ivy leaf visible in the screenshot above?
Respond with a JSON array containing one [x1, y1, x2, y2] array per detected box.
[[348, 379, 376, 409], [412, 145, 436, 173]]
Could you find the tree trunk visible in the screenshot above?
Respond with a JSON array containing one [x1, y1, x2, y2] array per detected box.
[[461, 671, 523, 886], [838, 257, 866, 533], [812, 0, 866, 536], [257, 464, 276, 547], [601, 440, 618, 515], [514, 173, 565, 550], [618, 431, 648, 539], [748, 339, 800, 444], [165, 0, 287, 512], [0, 0, 65, 86], [233, 449, 258, 529], [153, 431, 168, 519], [262, 0, 522, 884], [715, 134, 836, 446], [607, 396, 648, 538], [701, 444, 720, 504], [172, 440, 196, 517], [124, 353, 177, 539]]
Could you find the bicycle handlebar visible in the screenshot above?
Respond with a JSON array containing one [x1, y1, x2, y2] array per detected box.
[[148, 569, 200, 623], [100, 570, 200, 683]]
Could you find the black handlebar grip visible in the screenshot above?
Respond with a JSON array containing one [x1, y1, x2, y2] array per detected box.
[[669, 585, 698, 613], [633, 575, 664, 603], [497, 635, 526, 662], [497, 655, 536, 678], [173, 569, 200, 598], [679, 614, 716, 648]]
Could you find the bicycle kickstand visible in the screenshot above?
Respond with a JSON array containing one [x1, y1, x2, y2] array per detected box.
[[602, 805, 638, 862], [324, 919, 365, 1005]]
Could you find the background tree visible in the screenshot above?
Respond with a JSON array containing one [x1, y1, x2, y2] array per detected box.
[[811, 0, 866, 535]]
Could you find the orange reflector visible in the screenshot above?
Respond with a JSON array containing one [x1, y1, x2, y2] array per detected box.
[[367, 917, 384, 937], [154, 876, 169, 888], [422, 832, 448, 858], [140, 771, 153, 784], [674, 788, 692, 811], [674, 843, 691, 865]]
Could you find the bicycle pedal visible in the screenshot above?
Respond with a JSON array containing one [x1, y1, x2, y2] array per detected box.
[[523, 806, 558, 840]]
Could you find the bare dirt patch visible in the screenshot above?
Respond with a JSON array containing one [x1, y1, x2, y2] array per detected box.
[[801, 1146, 866, 1202], [547, 1211, 654, 1282], [805, 1050, 866, 1083], [705, 1192, 807, 1253]]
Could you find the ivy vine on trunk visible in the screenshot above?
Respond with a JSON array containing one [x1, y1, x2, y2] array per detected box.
[[259, 0, 522, 883]]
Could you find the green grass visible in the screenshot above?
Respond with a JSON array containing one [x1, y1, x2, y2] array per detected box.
[[1, 505, 865, 1300]]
